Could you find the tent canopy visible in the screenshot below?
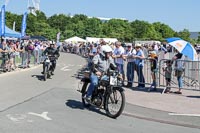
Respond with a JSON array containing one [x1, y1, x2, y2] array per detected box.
[[86, 37, 118, 43], [64, 36, 86, 43], [3, 26, 21, 38]]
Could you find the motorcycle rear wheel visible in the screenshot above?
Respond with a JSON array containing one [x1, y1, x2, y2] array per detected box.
[[81, 82, 91, 108]]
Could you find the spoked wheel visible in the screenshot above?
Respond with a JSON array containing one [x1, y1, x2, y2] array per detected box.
[[43, 66, 48, 81], [105, 88, 125, 118], [81, 82, 91, 108], [82, 92, 91, 108], [47, 71, 51, 79]]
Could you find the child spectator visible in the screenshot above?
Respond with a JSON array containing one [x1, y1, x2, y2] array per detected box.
[[163, 60, 173, 93], [148, 51, 158, 91]]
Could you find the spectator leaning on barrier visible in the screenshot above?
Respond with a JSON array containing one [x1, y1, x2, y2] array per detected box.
[[15, 41, 21, 59], [148, 51, 158, 92], [34, 40, 40, 64], [123, 43, 136, 88], [27, 41, 35, 68], [134, 43, 145, 89], [0, 41, 10, 72], [112, 41, 125, 85], [20, 40, 28, 68], [172, 51, 184, 94], [8, 41, 16, 71]]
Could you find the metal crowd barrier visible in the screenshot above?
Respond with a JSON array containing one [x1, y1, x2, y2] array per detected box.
[[0, 51, 41, 73], [123, 58, 158, 87], [65, 47, 200, 91], [159, 59, 200, 90]]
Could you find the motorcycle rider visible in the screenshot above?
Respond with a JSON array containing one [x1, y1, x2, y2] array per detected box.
[[85, 45, 116, 102], [41, 43, 60, 75]]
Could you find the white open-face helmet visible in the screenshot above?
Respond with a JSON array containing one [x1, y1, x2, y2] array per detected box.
[[100, 45, 113, 57]]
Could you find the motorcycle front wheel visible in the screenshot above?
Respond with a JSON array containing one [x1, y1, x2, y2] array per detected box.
[[43, 65, 48, 81], [105, 88, 125, 119]]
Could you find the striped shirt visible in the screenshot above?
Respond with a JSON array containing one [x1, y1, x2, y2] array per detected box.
[[125, 49, 136, 62]]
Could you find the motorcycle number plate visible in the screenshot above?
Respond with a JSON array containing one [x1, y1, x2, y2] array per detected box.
[[110, 76, 117, 85], [46, 59, 50, 63]]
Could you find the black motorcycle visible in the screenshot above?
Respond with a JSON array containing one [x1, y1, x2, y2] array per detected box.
[[79, 69, 125, 118], [43, 56, 56, 81]]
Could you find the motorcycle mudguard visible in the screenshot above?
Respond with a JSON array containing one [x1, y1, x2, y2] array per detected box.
[[81, 81, 89, 93], [81, 78, 91, 83], [113, 87, 124, 92]]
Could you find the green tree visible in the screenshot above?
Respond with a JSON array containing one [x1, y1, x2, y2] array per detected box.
[[102, 19, 131, 41], [178, 29, 190, 41], [153, 22, 175, 39], [4, 11, 196, 42], [84, 18, 103, 38], [6, 11, 22, 32], [47, 14, 71, 32], [36, 11, 47, 22], [130, 20, 159, 40]]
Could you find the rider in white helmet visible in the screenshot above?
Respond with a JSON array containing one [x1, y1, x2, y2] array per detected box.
[[86, 45, 116, 101]]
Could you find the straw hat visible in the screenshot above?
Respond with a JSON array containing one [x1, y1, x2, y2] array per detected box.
[[135, 43, 142, 48], [149, 51, 157, 58]]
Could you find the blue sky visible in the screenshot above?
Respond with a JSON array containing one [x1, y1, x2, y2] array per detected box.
[[1, 0, 200, 32]]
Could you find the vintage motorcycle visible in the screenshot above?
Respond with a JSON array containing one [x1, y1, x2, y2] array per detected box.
[[79, 69, 125, 118], [43, 56, 56, 81]]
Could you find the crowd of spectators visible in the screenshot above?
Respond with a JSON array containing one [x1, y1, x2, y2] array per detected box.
[[62, 39, 185, 94], [0, 39, 51, 72]]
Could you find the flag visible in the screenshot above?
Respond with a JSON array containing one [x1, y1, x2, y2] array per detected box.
[[0, 5, 5, 36], [13, 21, 16, 31], [21, 12, 28, 37]]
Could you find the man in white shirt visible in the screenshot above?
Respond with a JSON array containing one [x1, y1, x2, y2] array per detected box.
[[123, 43, 136, 87], [112, 41, 125, 84]]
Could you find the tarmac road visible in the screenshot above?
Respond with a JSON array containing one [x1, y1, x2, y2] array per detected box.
[[0, 53, 199, 133]]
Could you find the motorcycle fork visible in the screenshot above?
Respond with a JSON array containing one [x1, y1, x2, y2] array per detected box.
[[106, 86, 117, 104]]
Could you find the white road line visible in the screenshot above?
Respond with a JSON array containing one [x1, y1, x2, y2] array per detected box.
[[63, 69, 72, 71], [28, 112, 52, 121], [6, 114, 27, 122], [60, 66, 69, 70], [168, 113, 200, 117], [60, 66, 72, 71]]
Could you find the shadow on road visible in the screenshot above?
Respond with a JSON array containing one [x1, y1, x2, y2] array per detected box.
[[71, 67, 89, 80], [65, 99, 106, 116], [65, 99, 85, 110], [31, 75, 44, 81], [128, 87, 164, 94], [187, 96, 200, 99]]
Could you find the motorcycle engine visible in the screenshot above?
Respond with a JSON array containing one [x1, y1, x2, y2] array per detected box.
[[92, 89, 104, 107]]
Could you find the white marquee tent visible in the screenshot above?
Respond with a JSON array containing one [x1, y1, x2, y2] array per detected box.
[[86, 37, 118, 43], [64, 36, 86, 43]]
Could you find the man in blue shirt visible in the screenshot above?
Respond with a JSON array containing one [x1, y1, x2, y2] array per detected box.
[[134, 43, 145, 89]]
